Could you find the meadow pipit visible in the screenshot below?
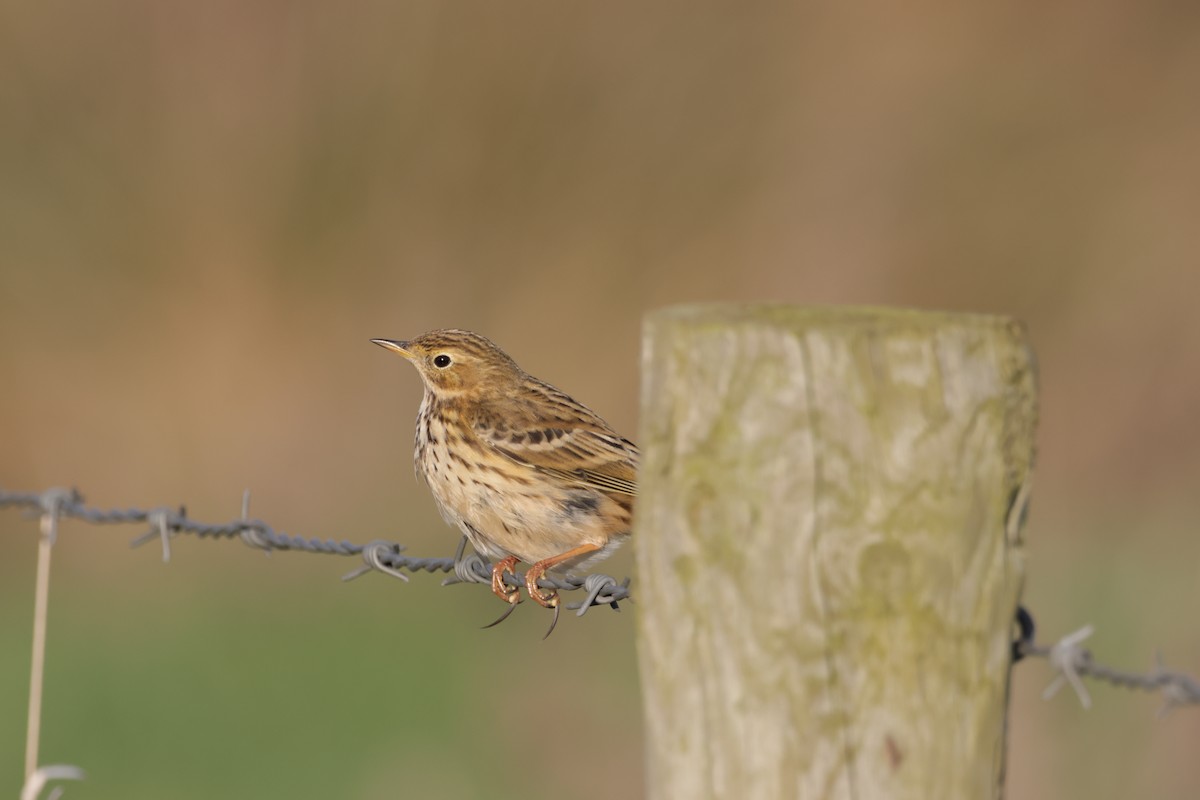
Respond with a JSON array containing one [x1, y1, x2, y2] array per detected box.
[[372, 330, 638, 631]]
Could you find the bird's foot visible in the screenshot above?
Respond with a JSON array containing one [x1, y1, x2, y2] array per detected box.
[[525, 564, 561, 638], [482, 556, 522, 629], [525, 562, 559, 609], [490, 555, 522, 604]]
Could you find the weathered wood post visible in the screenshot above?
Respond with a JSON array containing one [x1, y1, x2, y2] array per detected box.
[[635, 306, 1036, 800]]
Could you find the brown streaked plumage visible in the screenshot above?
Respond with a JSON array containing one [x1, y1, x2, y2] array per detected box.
[[372, 329, 637, 630]]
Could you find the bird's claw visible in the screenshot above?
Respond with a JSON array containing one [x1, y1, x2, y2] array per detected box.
[[482, 600, 520, 629], [542, 603, 561, 639]]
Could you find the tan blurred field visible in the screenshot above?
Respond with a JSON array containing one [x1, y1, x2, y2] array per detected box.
[[2, 2, 1199, 798]]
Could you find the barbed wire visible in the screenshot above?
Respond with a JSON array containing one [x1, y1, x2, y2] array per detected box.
[[5, 485, 1199, 715], [1014, 619, 1200, 715], [0, 486, 631, 615]]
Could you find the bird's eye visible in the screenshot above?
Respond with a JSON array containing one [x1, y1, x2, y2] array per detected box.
[[433, 354, 452, 368]]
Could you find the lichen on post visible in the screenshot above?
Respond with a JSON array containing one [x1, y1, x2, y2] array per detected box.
[[635, 305, 1037, 800]]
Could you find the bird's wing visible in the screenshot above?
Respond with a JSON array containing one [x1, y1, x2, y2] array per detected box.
[[472, 406, 639, 497]]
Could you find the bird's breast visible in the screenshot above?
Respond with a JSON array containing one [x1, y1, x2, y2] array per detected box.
[[412, 402, 630, 565]]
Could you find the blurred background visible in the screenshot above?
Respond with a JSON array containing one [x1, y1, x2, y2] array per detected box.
[[2, 2, 1199, 798]]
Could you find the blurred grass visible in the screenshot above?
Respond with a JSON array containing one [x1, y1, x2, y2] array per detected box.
[[2, 0, 1200, 797], [0, 532, 641, 799]]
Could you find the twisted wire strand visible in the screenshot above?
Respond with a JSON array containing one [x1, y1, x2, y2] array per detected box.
[[0, 486, 630, 614]]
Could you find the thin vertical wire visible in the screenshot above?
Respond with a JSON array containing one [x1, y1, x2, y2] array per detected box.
[[26, 503, 60, 781]]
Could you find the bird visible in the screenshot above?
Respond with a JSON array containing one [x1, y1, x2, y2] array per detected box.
[[371, 329, 638, 633]]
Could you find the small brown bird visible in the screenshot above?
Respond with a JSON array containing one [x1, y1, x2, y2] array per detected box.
[[372, 330, 638, 629]]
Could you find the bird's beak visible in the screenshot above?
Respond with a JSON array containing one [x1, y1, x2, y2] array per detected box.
[[371, 338, 415, 360]]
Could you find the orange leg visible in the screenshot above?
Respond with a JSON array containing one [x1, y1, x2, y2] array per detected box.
[[525, 543, 602, 608], [490, 555, 521, 604]]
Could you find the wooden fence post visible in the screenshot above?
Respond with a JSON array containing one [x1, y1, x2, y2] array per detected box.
[[635, 306, 1037, 800]]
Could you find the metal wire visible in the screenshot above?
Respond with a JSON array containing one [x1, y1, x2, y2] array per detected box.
[[0, 486, 631, 613]]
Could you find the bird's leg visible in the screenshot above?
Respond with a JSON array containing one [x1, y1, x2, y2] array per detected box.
[[525, 543, 602, 608], [452, 534, 469, 569]]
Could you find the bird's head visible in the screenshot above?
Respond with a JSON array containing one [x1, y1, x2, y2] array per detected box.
[[372, 329, 522, 397]]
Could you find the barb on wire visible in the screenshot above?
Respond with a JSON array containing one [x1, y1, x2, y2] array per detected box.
[[0, 486, 631, 615], [1016, 619, 1200, 716], [20, 765, 86, 800]]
